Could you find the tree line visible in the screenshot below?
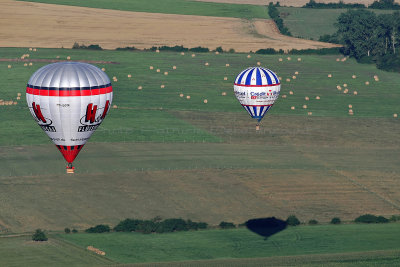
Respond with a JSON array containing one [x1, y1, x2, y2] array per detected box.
[[302, 0, 400, 9]]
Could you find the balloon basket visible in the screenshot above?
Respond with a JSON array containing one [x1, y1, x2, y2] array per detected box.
[[66, 164, 75, 174], [256, 124, 260, 131]]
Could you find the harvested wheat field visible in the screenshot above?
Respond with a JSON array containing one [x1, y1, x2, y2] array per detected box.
[[0, 0, 337, 52], [195, 0, 400, 7]]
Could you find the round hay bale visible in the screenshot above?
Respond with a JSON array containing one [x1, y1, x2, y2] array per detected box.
[[17, 97, 20, 100], [7, 65, 11, 69], [316, 96, 320, 100], [113, 105, 117, 109], [286, 78, 290, 82], [205, 62, 209, 66], [114, 78, 118, 82], [127, 74, 132, 78], [0, 102, 3, 106], [172, 66, 177, 70], [353, 91, 358, 95], [257, 61, 261, 66], [343, 83, 347, 87], [181, 52, 185, 55], [328, 74, 332, 78], [29, 48, 32, 51], [289, 91, 293, 95], [303, 105, 307, 109], [67, 56, 71, 60], [247, 54, 251, 58], [179, 93, 184, 97], [225, 63, 230, 67], [17, 93, 21, 96], [308, 111, 312, 115], [305, 96, 309, 101], [191, 54, 196, 57], [156, 49, 160, 53], [33, 48, 37, 51], [291, 106, 295, 110], [292, 76, 296, 79], [279, 58, 283, 62], [156, 69, 160, 72], [186, 95, 191, 99], [164, 71, 168, 75], [375, 78, 379, 81], [343, 89, 348, 94], [13, 102, 17, 105], [297, 58, 302, 61], [337, 85, 342, 90], [101, 68, 106, 71], [287, 57, 291, 61], [352, 75, 356, 79], [160, 84, 165, 88], [222, 92, 227, 96], [295, 71, 299, 75], [374, 75, 378, 79], [26, 54, 30, 58], [203, 99, 208, 104], [138, 86, 142, 90], [215, 51, 219, 55], [224, 77, 228, 81], [24, 63, 27, 67], [365, 81, 369, 85], [56, 56, 60, 59], [394, 113, 398, 118], [113, 76, 117, 80], [336, 58, 340, 62], [29, 62, 33, 66], [282, 94, 287, 98], [150, 66, 154, 70], [278, 76, 282, 80], [341, 58, 346, 62], [348, 104, 352, 108]]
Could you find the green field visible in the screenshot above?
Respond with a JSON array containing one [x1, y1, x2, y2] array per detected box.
[[278, 7, 394, 40], [18, 0, 269, 19], [3, 224, 400, 266]]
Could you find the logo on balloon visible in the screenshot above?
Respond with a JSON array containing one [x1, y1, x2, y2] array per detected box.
[[78, 101, 110, 132], [30, 102, 56, 132]]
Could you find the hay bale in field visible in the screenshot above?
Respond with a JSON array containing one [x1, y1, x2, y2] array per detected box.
[[353, 91, 358, 95], [203, 99, 208, 104], [341, 58, 346, 62], [215, 51, 219, 55], [191, 54, 196, 57], [295, 71, 299, 75], [365, 81, 369, 85], [394, 113, 398, 118], [17, 97, 20, 100], [56, 56, 60, 59], [17, 93, 21, 96], [222, 92, 227, 96], [113, 105, 118, 108], [172, 66, 176, 70], [305, 96, 309, 101], [33, 48, 37, 51], [289, 91, 293, 95], [205, 62, 209, 66], [352, 75, 356, 79], [336, 58, 340, 62], [343, 89, 348, 94], [179, 93, 184, 97], [308, 111, 312, 115], [138, 86, 142, 90], [24, 63, 27, 67], [7, 65, 11, 69], [67, 56, 71, 60], [374, 75, 378, 79], [328, 74, 332, 78], [29, 48, 32, 51], [375, 78, 379, 81], [224, 77, 228, 80], [343, 83, 347, 87], [156, 69, 160, 72], [247, 54, 251, 58], [291, 106, 295, 110], [348, 104, 352, 108], [303, 105, 307, 109], [0, 102, 3, 106], [292, 76, 296, 79], [160, 84, 165, 88], [127, 74, 131, 78], [181, 52, 185, 55], [113, 76, 117, 80], [286, 78, 290, 82], [316, 96, 320, 100], [257, 61, 261, 66], [287, 57, 291, 61], [282, 94, 287, 98], [164, 71, 168, 75], [101, 68, 105, 71], [337, 85, 342, 90], [29, 62, 33, 66], [150, 66, 154, 70], [279, 58, 283, 62], [225, 63, 230, 67], [297, 58, 301, 61], [186, 95, 191, 99], [156, 49, 160, 53], [13, 102, 17, 105]]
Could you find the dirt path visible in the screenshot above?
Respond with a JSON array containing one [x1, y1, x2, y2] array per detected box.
[[0, 0, 338, 52], [195, 0, 400, 7], [0, 58, 118, 64]]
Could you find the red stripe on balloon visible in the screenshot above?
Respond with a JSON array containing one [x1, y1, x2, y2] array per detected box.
[[26, 86, 113, 96], [234, 83, 280, 87]]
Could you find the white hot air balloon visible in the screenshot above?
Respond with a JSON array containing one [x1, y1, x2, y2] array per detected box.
[[26, 62, 113, 173], [234, 67, 280, 130]]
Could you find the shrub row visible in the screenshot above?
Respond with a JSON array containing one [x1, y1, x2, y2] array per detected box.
[[255, 47, 341, 55], [268, 2, 291, 36], [302, 0, 400, 9], [72, 42, 102, 50]]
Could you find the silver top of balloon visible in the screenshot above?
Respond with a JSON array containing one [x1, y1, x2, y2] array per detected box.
[[27, 62, 110, 88]]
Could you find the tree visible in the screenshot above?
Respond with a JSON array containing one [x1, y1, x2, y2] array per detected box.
[[219, 221, 236, 229], [64, 228, 71, 234], [286, 215, 300, 226], [32, 229, 48, 241], [85, 224, 110, 233], [308, 219, 318, 225], [331, 217, 341, 224]]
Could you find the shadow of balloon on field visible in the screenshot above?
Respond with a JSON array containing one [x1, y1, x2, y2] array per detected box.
[[245, 217, 287, 239]]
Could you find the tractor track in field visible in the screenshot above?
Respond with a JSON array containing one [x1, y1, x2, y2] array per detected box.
[[0, 58, 119, 64]]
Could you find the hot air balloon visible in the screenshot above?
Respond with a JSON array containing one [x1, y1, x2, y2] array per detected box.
[[234, 67, 280, 130], [26, 62, 113, 173]]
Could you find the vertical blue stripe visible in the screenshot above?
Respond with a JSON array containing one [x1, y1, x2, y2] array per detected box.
[[265, 68, 279, 83], [261, 69, 272, 85], [256, 68, 262, 85], [252, 106, 258, 116], [237, 68, 250, 84], [259, 106, 265, 116], [245, 69, 255, 85]]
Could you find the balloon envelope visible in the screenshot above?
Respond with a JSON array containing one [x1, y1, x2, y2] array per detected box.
[[234, 67, 280, 122], [26, 62, 113, 165]]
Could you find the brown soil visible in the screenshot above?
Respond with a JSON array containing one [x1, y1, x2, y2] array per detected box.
[[195, 0, 400, 7], [0, 0, 338, 52]]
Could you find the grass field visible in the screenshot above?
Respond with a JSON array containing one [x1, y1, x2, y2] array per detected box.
[[17, 0, 269, 19], [278, 7, 395, 40], [1, 47, 400, 234]]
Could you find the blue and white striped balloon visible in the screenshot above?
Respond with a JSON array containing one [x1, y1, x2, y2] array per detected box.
[[234, 67, 280, 123]]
